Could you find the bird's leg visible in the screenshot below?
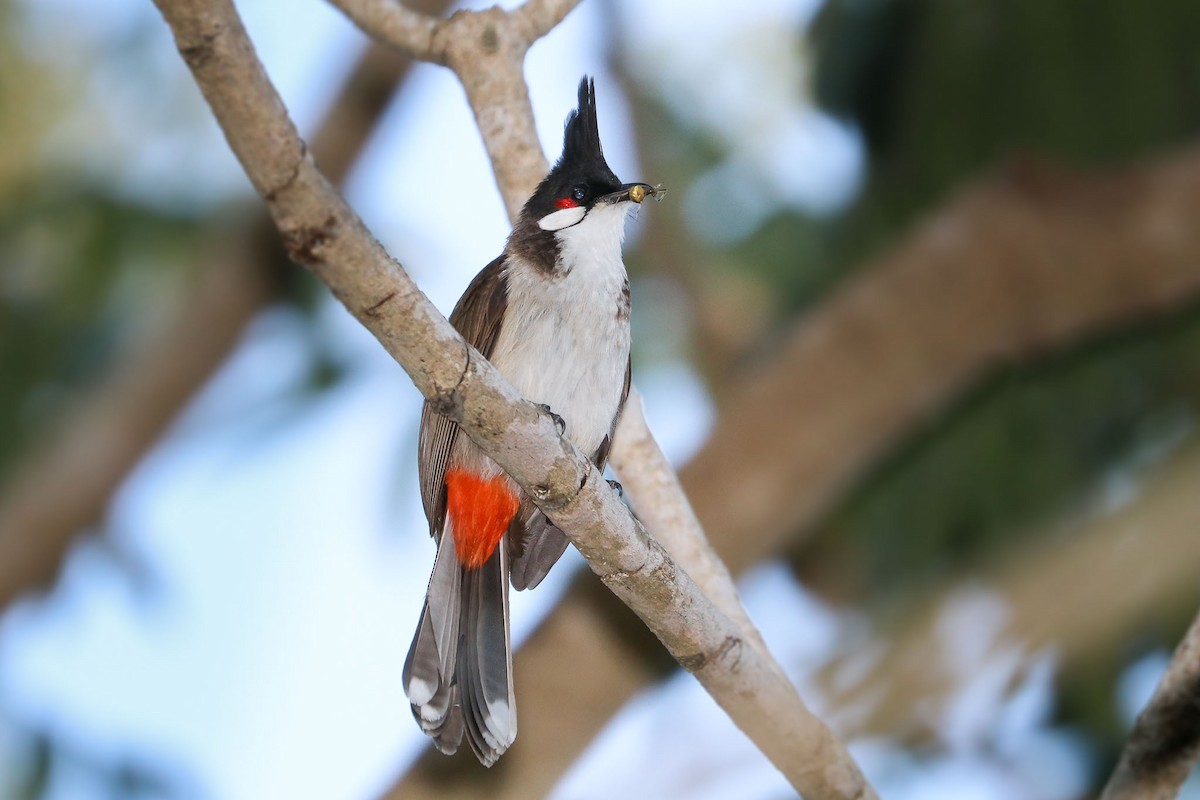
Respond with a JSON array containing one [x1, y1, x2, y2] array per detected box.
[[535, 403, 566, 435]]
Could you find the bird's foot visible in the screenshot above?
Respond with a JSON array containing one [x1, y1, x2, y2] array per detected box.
[[535, 403, 566, 435], [606, 479, 623, 498]]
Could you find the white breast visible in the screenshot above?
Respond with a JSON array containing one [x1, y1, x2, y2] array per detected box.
[[490, 203, 632, 459]]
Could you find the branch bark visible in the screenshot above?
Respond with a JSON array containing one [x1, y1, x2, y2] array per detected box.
[[0, 40, 430, 611], [151, 0, 875, 797], [323, 0, 442, 62], [1102, 606, 1200, 799]]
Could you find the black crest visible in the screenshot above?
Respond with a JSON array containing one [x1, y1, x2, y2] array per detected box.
[[561, 77, 606, 170], [545, 76, 620, 191]]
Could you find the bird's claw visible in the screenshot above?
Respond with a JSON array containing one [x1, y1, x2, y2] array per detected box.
[[606, 479, 623, 498], [536, 403, 566, 435]]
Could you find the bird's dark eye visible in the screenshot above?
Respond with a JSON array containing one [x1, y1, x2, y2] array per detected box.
[[571, 184, 587, 202]]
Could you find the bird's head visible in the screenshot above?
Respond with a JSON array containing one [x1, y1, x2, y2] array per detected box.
[[521, 77, 656, 237]]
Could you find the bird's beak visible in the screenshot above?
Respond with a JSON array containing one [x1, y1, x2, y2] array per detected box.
[[598, 182, 661, 205]]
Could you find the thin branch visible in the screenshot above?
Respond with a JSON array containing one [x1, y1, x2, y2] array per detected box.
[[150, 0, 876, 796], [439, 8, 549, 220], [1102, 607, 1200, 800], [611, 390, 778, 672], [510, 0, 585, 44], [324, 0, 442, 62], [329, 0, 583, 64]]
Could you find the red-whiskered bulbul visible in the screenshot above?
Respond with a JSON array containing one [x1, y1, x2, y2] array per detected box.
[[402, 77, 657, 765]]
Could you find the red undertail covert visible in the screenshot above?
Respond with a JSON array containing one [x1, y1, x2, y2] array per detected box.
[[445, 467, 520, 568]]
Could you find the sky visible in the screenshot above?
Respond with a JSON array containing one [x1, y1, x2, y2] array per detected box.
[[0, 0, 1188, 799]]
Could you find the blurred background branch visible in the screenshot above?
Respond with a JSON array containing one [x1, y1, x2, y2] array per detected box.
[[0, 34, 441, 610]]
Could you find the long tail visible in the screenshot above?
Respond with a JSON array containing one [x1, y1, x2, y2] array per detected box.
[[403, 489, 517, 764]]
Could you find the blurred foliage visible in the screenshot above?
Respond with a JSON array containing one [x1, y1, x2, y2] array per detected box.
[[0, 4, 64, 204], [627, 0, 1200, 586], [813, 0, 1200, 268], [823, 309, 1200, 600], [0, 181, 208, 483], [0, 5, 200, 480], [802, 0, 1200, 596], [623, 0, 1200, 577], [0, 5, 340, 485], [636, 0, 1200, 320]]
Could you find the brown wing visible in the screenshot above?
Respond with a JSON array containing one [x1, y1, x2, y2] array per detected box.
[[418, 255, 510, 539], [593, 354, 633, 470]]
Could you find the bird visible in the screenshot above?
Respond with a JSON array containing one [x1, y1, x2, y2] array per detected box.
[[402, 76, 658, 765]]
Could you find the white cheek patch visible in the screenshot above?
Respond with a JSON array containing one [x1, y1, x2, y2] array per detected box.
[[537, 205, 587, 231]]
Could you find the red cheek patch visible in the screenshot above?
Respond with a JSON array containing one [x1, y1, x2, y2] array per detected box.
[[554, 197, 579, 209]]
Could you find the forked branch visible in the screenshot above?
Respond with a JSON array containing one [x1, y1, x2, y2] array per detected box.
[[330, 0, 581, 217], [329, 0, 779, 676], [149, 0, 876, 796]]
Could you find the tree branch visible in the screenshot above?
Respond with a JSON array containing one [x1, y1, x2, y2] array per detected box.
[[611, 390, 778, 671], [325, 0, 442, 62], [150, 0, 875, 796], [509, 0, 584, 43], [329, 0, 582, 62], [1102, 606, 1200, 799]]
